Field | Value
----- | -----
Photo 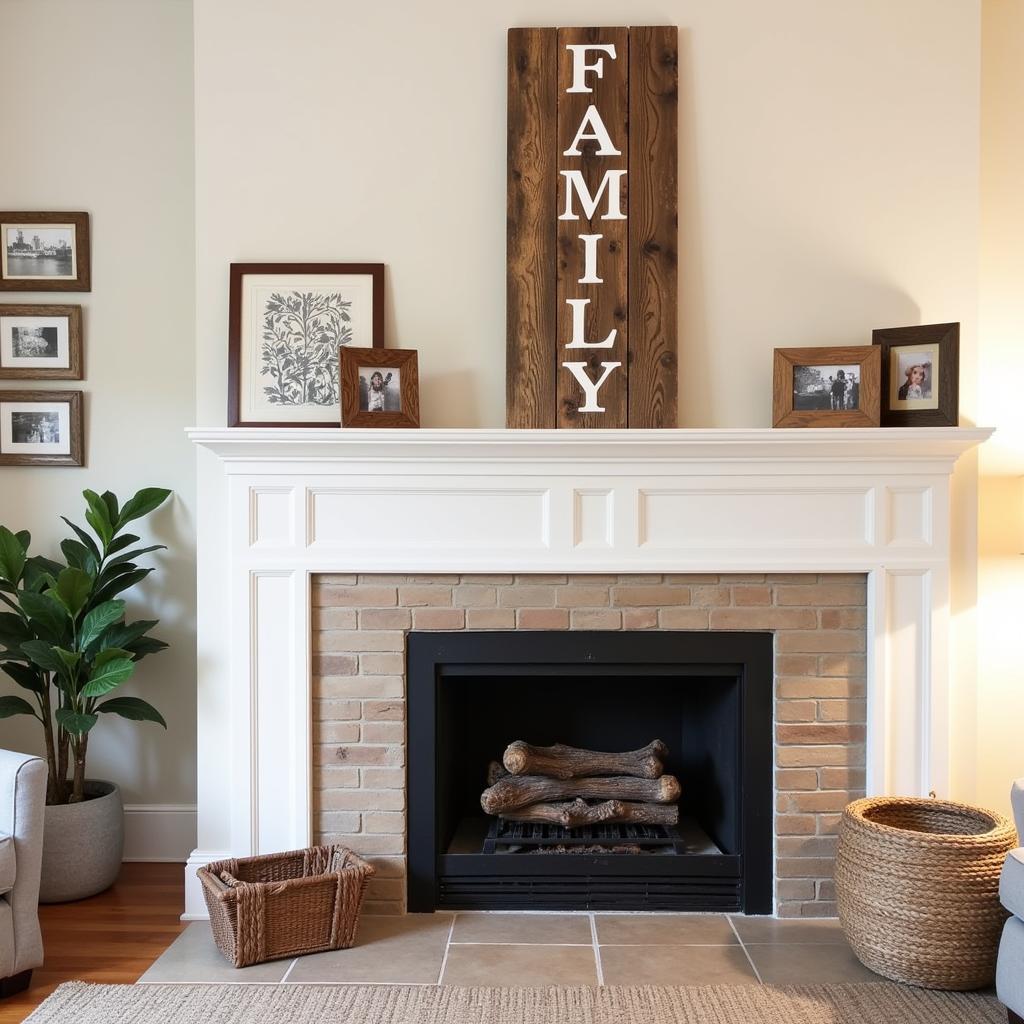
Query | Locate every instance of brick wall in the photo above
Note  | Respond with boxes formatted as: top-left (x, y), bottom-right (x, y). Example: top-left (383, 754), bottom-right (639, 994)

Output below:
top-left (311, 573), bottom-right (867, 917)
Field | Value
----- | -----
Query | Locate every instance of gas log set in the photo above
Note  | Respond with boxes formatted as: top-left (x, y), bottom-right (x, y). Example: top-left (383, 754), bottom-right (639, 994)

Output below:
top-left (479, 740), bottom-right (680, 851)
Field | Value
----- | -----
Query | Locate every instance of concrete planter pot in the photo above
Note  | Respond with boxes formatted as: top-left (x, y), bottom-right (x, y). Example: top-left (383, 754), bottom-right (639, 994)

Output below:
top-left (40, 780), bottom-right (124, 903)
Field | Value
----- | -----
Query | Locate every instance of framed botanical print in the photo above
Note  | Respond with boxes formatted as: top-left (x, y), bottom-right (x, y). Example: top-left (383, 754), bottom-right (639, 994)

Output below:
top-left (872, 323), bottom-right (959, 427)
top-left (0, 305), bottom-right (83, 379)
top-left (0, 390), bottom-right (83, 466)
top-left (0, 212), bottom-right (91, 292)
top-left (772, 346), bottom-right (881, 427)
top-left (228, 263), bottom-right (384, 427)
top-left (340, 347), bottom-right (420, 428)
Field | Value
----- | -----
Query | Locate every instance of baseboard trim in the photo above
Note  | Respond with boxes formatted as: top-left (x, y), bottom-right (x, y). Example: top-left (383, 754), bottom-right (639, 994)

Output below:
top-left (183, 849), bottom-right (227, 920)
top-left (123, 804), bottom-right (196, 862)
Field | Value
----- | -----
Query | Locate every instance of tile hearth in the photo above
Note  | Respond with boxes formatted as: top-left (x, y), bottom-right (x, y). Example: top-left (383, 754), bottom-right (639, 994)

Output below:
top-left (140, 913), bottom-right (879, 987)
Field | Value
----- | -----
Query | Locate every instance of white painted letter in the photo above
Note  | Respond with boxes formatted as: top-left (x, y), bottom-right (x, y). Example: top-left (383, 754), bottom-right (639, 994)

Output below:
top-left (559, 169), bottom-right (627, 221)
top-left (563, 105), bottom-right (621, 156)
top-left (578, 234), bottom-right (603, 284)
top-left (563, 361), bottom-right (622, 413)
top-left (565, 44), bottom-right (617, 93)
top-left (564, 298), bottom-right (615, 348)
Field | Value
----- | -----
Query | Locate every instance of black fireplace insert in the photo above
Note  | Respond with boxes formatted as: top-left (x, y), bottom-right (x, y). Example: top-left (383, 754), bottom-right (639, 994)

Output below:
top-left (407, 630), bottom-right (773, 913)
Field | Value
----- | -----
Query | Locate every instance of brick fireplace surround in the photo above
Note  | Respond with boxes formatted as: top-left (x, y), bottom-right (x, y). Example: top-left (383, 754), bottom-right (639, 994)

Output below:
top-left (312, 572), bottom-right (867, 918)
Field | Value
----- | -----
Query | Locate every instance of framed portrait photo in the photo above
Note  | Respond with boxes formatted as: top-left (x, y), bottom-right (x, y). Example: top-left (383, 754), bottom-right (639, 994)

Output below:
top-left (773, 346), bottom-right (881, 427)
top-left (228, 262), bottom-right (384, 427)
top-left (0, 390), bottom-right (83, 466)
top-left (0, 212), bottom-right (91, 292)
top-left (340, 347), bottom-right (420, 428)
top-left (872, 322), bottom-right (959, 427)
top-left (0, 305), bottom-right (82, 379)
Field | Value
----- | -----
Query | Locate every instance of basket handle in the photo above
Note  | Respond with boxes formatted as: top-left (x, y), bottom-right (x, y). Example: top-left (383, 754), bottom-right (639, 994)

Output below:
top-left (233, 881), bottom-right (267, 965)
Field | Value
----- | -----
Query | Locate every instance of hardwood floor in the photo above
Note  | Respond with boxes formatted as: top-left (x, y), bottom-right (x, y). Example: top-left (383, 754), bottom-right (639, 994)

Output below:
top-left (0, 862), bottom-right (186, 1023)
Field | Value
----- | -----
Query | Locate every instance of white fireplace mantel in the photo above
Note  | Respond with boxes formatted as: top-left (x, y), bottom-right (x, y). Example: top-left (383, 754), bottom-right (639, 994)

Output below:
top-left (185, 425), bottom-right (990, 918)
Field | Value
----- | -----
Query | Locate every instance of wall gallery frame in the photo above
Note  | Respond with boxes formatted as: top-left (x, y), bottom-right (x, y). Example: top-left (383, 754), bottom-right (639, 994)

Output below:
top-left (340, 347), bottom-right (420, 428)
top-left (228, 263), bottom-right (385, 427)
top-left (872, 322), bottom-right (959, 427)
top-left (0, 389), bottom-right (83, 466)
top-left (0, 305), bottom-right (83, 380)
top-left (772, 346), bottom-right (881, 428)
top-left (0, 212), bottom-right (91, 292)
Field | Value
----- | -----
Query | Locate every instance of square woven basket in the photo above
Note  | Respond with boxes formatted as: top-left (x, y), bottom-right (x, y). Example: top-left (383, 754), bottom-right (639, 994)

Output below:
top-left (198, 845), bottom-right (376, 968)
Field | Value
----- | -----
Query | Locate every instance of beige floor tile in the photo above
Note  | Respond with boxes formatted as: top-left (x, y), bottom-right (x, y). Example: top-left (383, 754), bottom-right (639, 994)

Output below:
top-left (745, 942), bottom-right (883, 984)
top-left (595, 914), bottom-right (737, 946)
top-left (442, 943), bottom-right (598, 986)
top-left (138, 922), bottom-right (294, 983)
top-left (452, 913), bottom-right (592, 945)
top-left (286, 913), bottom-right (453, 984)
top-left (729, 915), bottom-right (847, 945)
top-left (600, 943), bottom-right (757, 985)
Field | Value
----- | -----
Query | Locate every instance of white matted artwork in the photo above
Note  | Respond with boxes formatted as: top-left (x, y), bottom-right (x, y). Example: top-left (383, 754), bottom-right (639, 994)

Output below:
top-left (229, 264), bottom-right (385, 427)
top-left (1, 315), bottom-right (68, 368)
top-left (0, 390), bottom-right (84, 466)
top-left (889, 342), bottom-right (939, 411)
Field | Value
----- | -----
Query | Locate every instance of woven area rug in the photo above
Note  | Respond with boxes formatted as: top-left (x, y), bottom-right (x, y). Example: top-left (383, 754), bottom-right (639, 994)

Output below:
top-left (24, 981), bottom-right (1004, 1023)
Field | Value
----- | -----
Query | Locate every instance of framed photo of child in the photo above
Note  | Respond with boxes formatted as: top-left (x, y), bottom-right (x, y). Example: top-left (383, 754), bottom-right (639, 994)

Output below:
top-left (340, 347), bottom-right (420, 428)
top-left (872, 323), bottom-right (959, 427)
top-left (772, 346), bottom-right (881, 427)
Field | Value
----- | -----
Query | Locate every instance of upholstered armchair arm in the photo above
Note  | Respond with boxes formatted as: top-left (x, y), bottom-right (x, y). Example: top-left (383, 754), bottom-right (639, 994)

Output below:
top-left (1011, 779), bottom-right (1024, 840)
top-left (0, 750), bottom-right (47, 976)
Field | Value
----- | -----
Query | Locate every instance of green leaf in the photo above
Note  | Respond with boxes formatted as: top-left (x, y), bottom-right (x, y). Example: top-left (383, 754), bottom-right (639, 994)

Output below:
top-left (0, 695), bottom-right (36, 719)
top-left (51, 568), bottom-right (93, 618)
top-left (0, 612), bottom-right (31, 648)
top-left (14, 531), bottom-right (30, 550)
top-left (78, 600), bottom-right (125, 651)
top-left (21, 558), bottom-right (62, 594)
top-left (100, 491), bottom-right (120, 526)
top-left (96, 696), bottom-right (166, 728)
top-left (105, 545), bottom-right (165, 570)
top-left (0, 527), bottom-right (27, 586)
top-left (104, 533), bottom-right (140, 556)
top-left (20, 639), bottom-right (66, 674)
top-left (55, 707), bottom-right (97, 735)
top-left (83, 490), bottom-right (113, 547)
top-left (99, 619), bottom-right (157, 650)
top-left (92, 567), bottom-right (153, 606)
top-left (81, 657), bottom-right (135, 697)
top-left (54, 647), bottom-right (81, 672)
top-left (116, 488), bottom-right (171, 530)
top-left (92, 647), bottom-right (132, 668)
top-left (124, 635), bottom-right (168, 661)
top-left (60, 518), bottom-right (101, 562)
top-left (19, 591), bottom-right (70, 641)
top-left (60, 538), bottom-right (98, 575)
top-left (2, 663), bottom-right (43, 693)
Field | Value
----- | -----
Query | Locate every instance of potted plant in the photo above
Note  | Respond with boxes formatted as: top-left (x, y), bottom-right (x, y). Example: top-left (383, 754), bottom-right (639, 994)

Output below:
top-left (0, 487), bottom-right (171, 901)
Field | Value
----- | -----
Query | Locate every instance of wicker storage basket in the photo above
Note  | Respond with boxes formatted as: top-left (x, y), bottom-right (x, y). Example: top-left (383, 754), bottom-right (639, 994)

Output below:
top-left (836, 796), bottom-right (1016, 990)
top-left (198, 845), bottom-right (375, 968)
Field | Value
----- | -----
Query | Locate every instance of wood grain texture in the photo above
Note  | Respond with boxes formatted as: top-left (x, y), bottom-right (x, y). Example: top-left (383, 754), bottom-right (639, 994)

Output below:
top-left (872, 322), bottom-right (959, 427)
top-left (503, 739), bottom-right (668, 779)
top-left (506, 28), bottom-right (557, 428)
top-left (0, 862), bottom-right (186, 1024)
top-left (339, 347), bottom-right (419, 428)
top-left (0, 304), bottom-right (83, 380)
top-left (772, 346), bottom-right (881, 427)
top-left (628, 26), bottom-right (678, 428)
top-left (0, 389), bottom-right (83, 466)
top-left (556, 27), bottom-right (629, 429)
top-left (500, 798), bottom-right (679, 827)
top-left (480, 773), bottom-right (681, 814)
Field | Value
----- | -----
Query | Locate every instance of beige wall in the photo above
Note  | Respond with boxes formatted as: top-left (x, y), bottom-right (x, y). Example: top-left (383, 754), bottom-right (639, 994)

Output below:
top-left (0, 0), bottom-right (197, 832)
top-left (977, 0), bottom-right (1024, 814)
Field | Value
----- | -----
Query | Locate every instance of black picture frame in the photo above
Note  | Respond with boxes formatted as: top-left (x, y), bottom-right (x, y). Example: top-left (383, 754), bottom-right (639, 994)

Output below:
top-left (872, 323), bottom-right (959, 427)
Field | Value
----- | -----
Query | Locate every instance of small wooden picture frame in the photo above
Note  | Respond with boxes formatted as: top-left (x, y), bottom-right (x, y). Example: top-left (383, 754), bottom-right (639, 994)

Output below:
top-left (0, 213), bottom-right (91, 292)
top-left (773, 346), bottom-right (881, 427)
top-left (0, 389), bottom-right (83, 466)
top-left (0, 305), bottom-right (83, 379)
top-left (340, 348), bottom-right (420, 428)
top-left (872, 322), bottom-right (959, 427)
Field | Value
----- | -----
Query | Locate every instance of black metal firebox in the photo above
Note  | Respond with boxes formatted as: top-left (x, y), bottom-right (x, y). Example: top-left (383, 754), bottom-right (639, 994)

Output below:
top-left (407, 631), bottom-right (773, 914)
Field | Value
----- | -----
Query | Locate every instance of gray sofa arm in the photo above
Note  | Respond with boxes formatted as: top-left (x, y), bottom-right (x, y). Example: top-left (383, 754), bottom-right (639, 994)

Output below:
top-left (1011, 779), bottom-right (1024, 840)
top-left (0, 750), bottom-right (47, 975)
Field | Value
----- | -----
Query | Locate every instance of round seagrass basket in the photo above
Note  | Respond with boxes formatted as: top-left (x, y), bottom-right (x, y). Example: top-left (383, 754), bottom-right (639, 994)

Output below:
top-left (836, 796), bottom-right (1016, 990)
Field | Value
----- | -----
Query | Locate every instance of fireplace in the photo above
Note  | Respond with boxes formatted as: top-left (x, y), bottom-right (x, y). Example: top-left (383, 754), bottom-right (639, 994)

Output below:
top-left (407, 630), bottom-right (773, 913)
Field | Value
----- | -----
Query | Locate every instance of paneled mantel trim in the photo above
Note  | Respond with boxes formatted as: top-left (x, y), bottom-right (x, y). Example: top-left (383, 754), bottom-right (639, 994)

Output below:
top-left (184, 424), bottom-right (990, 918)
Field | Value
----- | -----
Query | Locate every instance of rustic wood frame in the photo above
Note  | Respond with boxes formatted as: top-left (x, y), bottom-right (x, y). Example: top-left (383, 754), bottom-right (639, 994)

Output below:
top-left (773, 346), bottom-right (881, 427)
top-left (0, 212), bottom-right (91, 292)
top-left (0, 389), bottom-right (83, 466)
top-left (0, 304), bottom-right (83, 380)
top-left (340, 347), bottom-right (420, 428)
top-left (228, 262), bottom-right (384, 427)
top-left (872, 322), bottom-right (959, 427)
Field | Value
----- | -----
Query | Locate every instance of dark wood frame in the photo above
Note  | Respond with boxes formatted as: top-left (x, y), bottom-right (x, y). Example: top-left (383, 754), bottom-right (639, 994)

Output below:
top-left (872, 322), bottom-right (959, 427)
top-left (0, 389), bottom-right (83, 467)
top-left (227, 262), bottom-right (385, 427)
top-left (340, 347), bottom-right (420, 428)
top-left (0, 212), bottom-right (91, 292)
top-left (0, 305), bottom-right (83, 380)
top-left (773, 346), bottom-right (881, 428)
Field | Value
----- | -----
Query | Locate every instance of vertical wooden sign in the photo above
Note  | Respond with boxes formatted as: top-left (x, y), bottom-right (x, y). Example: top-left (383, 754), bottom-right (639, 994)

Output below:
top-left (507, 25), bottom-right (678, 429)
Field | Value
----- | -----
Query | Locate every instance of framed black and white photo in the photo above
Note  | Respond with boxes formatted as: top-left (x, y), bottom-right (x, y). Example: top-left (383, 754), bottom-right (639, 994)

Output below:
top-left (872, 323), bottom-right (959, 427)
top-left (340, 347), bottom-right (420, 428)
top-left (0, 305), bottom-right (82, 379)
top-left (773, 346), bottom-right (881, 427)
top-left (0, 213), bottom-right (90, 292)
top-left (228, 262), bottom-right (384, 427)
top-left (0, 390), bottom-right (83, 466)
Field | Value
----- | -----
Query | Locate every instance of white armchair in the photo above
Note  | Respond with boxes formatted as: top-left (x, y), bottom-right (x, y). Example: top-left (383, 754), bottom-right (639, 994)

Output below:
top-left (997, 779), bottom-right (1024, 1024)
top-left (0, 749), bottom-right (46, 996)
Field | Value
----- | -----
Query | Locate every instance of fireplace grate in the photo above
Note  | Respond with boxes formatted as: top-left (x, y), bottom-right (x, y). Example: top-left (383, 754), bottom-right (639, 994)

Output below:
top-left (483, 818), bottom-right (688, 855)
